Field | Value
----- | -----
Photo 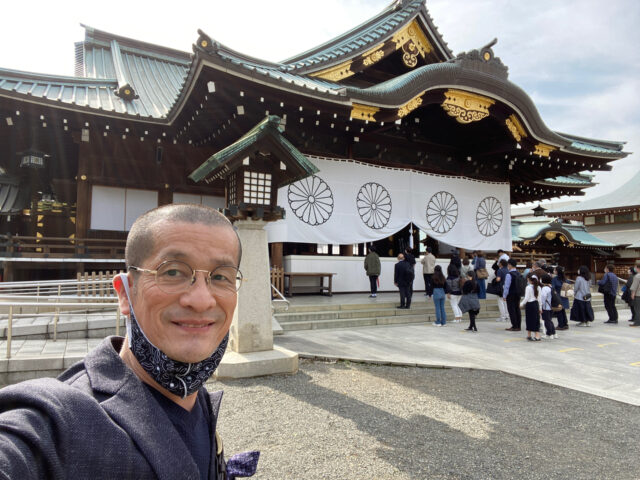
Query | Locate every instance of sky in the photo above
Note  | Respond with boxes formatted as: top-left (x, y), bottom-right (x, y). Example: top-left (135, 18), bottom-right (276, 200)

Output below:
top-left (1, 0), bottom-right (638, 204)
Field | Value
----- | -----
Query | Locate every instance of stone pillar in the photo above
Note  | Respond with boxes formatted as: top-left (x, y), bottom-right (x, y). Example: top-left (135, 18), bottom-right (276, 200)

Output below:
top-left (215, 219), bottom-right (298, 379)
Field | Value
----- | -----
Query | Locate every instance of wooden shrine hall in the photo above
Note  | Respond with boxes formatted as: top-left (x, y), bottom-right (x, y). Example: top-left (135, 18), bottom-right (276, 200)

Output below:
top-left (0, 0), bottom-right (629, 283)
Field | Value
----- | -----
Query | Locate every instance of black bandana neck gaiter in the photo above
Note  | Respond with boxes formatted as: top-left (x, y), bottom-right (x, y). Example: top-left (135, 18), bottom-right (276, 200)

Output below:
top-left (119, 274), bottom-right (228, 399)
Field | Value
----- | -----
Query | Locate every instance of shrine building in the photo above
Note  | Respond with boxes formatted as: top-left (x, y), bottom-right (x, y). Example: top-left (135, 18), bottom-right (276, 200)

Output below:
top-left (0, 0), bottom-right (629, 287)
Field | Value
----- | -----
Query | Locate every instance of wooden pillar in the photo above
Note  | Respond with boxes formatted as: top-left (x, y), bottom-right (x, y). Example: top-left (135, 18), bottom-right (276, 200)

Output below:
top-left (340, 244), bottom-right (354, 256)
top-left (270, 242), bottom-right (283, 269)
top-left (158, 185), bottom-right (173, 206)
top-left (459, 248), bottom-right (466, 259)
top-left (75, 144), bottom-right (90, 244)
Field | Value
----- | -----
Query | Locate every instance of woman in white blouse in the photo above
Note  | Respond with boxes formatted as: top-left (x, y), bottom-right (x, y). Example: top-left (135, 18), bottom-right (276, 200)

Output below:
top-left (520, 275), bottom-right (541, 341)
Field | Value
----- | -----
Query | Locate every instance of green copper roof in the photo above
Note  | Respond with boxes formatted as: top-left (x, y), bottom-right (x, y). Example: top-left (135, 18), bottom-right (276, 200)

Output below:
top-left (511, 218), bottom-right (614, 247)
top-left (541, 175), bottom-right (593, 186)
top-left (189, 116), bottom-right (318, 184)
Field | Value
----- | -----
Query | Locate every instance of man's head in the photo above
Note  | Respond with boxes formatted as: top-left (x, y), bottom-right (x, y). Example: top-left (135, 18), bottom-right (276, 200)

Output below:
top-left (497, 249), bottom-right (504, 255)
top-left (533, 261), bottom-right (542, 269)
top-left (397, 253), bottom-right (405, 261)
top-left (507, 258), bottom-right (518, 270)
top-left (426, 247), bottom-right (432, 254)
top-left (115, 204), bottom-right (241, 364)
top-left (499, 259), bottom-right (508, 268)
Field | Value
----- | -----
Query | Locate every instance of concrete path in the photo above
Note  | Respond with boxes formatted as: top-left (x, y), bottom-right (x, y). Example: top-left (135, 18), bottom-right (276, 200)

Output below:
top-left (275, 303), bottom-right (640, 406)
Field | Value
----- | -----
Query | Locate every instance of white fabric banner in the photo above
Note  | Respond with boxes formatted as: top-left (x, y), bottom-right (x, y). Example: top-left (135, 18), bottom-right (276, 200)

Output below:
top-left (265, 156), bottom-right (512, 250)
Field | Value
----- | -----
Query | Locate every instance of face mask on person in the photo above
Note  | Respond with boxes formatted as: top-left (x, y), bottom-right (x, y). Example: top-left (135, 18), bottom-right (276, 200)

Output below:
top-left (118, 273), bottom-right (228, 399)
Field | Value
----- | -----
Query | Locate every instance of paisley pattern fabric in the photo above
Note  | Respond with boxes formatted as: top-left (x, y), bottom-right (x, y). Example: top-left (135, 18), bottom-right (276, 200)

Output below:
top-left (128, 309), bottom-right (228, 399)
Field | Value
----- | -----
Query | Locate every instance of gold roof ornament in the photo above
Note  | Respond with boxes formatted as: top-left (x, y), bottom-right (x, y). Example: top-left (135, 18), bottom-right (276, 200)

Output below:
top-left (397, 92), bottom-right (424, 118)
top-left (505, 114), bottom-right (527, 141)
top-left (441, 89), bottom-right (495, 124)
top-left (392, 20), bottom-right (433, 68)
top-left (310, 61), bottom-right (355, 81)
top-left (362, 45), bottom-right (385, 66)
top-left (351, 104), bottom-right (380, 122)
top-left (533, 143), bottom-right (557, 157)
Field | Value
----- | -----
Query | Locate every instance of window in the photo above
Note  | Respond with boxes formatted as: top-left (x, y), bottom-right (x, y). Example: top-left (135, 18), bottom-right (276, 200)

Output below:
top-left (594, 215), bottom-right (607, 225)
top-left (243, 171), bottom-right (271, 205)
top-left (91, 186), bottom-right (157, 231)
top-left (614, 213), bottom-right (634, 223)
top-left (317, 244), bottom-right (329, 254)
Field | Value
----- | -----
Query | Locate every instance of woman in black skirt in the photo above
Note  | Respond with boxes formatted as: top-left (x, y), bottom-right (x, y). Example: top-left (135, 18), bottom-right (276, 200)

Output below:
top-left (520, 275), bottom-right (541, 341)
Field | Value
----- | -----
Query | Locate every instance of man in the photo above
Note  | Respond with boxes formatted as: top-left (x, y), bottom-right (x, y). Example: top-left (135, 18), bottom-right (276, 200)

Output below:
top-left (394, 253), bottom-right (414, 309)
top-left (629, 260), bottom-right (640, 327)
top-left (494, 259), bottom-right (510, 322)
top-left (528, 260), bottom-right (547, 279)
top-left (497, 249), bottom-right (510, 264)
top-left (0, 204), bottom-right (258, 479)
top-left (364, 247), bottom-right (381, 298)
top-left (598, 264), bottom-right (619, 324)
top-left (421, 247), bottom-right (436, 297)
top-left (503, 258), bottom-right (523, 331)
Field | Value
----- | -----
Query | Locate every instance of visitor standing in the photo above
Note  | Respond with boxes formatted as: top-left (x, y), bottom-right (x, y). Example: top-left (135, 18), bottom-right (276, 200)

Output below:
top-left (571, 265), bottom-right (594, 327)
top-left (459, 270), bottom-right (480, 332)
top-left (394, 253), bottom-right (414, 309)
top-left (552, 266), bottom-right (570, 330)
top-left (421, 247), bottom-right (436, 297)
top-left (629, 260), bottom-right (640, 327)
top-left (540, 274), bottom-right (557, 338)
top-left (494, 259), bottom-right (510, 322)
top-left (521, 275), bottom-right (541, 341)
top-left (446, 264), bottom-right (463, 323)
top-left (474, 251), bottom-right (488, 300)
top-left (622, 266), bottom-right (637, 323)
top-left (598, 264), bottom-right (619, 324)
top-left (432, 265), bottom-right (447, 326)
top-left (364, 247), bottom-right (381, 298)
top-left (503, 259), bottom-right (523, 331)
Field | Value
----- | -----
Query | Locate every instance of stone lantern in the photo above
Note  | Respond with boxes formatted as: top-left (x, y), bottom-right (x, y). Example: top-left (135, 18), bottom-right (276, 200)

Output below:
top-left (189, 115), bottom-right (318, 378)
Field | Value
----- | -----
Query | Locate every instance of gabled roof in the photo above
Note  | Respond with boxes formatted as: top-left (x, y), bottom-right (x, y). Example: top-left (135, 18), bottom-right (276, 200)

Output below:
top-left (189, 116), bottom-right (319, 186)
top-left (512, 218), bottom-right (615, 248)
top-left (535, 174), bottom-right (595, 188)
top-left (548, 170), bottom-right (640, 214)
top-left (0, 175), bottom-right (29, 215)
top-left (282, 0), bottom-right (453, 74)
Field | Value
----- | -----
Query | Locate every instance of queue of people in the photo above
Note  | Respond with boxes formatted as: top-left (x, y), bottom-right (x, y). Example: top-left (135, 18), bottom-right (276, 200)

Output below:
top-left (366, 247), bottom-right (640, 335)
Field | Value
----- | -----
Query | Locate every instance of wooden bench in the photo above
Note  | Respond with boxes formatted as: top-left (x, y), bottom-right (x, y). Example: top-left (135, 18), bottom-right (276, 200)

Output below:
top-left (284, 272), bottom-right (335, 296)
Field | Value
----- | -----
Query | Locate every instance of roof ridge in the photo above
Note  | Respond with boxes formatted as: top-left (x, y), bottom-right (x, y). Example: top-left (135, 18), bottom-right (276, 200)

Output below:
top-left (281, 0), bottom-right (421, 65)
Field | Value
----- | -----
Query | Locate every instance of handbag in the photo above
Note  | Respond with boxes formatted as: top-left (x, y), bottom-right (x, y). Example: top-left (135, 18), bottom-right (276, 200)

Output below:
top-left (583, 293), bottom-right (592, 301)
top-left (476, 268), bottom-right (489, 279)
top-left (560, 282), bottom-right (573, 298)
top-left (486, 280), bottom-right (502, 296)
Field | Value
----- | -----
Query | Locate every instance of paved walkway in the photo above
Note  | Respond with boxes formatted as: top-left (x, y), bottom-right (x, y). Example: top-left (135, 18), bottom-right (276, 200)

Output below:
top-left (275, 294), bottom-right (640, 406)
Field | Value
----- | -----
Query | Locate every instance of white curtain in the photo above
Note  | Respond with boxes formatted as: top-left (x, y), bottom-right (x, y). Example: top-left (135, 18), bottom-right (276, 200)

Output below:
top-left (265, 156), bottom-right (512, 250)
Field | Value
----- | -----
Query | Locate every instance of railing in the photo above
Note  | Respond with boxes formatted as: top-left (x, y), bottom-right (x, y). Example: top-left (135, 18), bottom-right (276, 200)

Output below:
top-left (270, 284), bottom-right (289, 311)
top-left (0, 233), bottom-right (125, 259)
top-left (1, 300), bottom-right (120, 359)
top-left (0, 276), bottom-right (122, 358)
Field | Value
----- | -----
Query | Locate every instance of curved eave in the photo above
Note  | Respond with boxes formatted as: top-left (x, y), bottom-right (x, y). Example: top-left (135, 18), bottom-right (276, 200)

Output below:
top-left (283, 1), bottom-right (453, 74)
top-left (514, 221), bottom-right (615, 248)
top-left (341, 62), bottom-right (628, 160)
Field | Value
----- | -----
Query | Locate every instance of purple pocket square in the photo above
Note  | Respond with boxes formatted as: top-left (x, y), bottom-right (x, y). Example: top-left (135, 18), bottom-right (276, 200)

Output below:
top-left (226, 451), bottom-right (260, 479)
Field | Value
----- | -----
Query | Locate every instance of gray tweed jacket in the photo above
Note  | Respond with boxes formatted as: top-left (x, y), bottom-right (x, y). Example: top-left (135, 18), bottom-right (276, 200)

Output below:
top-left (0, 336), bottom-right (223, 479)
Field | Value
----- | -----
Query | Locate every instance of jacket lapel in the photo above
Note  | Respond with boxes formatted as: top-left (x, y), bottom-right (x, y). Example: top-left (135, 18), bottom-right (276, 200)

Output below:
top-left (85, 337), bottom-right (199, 480)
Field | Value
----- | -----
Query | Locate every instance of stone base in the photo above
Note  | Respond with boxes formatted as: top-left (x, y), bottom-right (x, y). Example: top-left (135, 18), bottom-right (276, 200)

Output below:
top-left (214, 346), bottom-right (298, 379)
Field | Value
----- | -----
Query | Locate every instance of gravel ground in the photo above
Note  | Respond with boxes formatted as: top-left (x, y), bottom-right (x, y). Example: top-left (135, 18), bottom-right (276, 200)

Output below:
top-left (211, 359), bottom-right (640, 480)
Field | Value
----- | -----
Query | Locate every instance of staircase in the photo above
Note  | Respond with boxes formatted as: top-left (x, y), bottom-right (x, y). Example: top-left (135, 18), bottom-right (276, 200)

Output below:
top-left (274, 293), bottom-right (616, 332)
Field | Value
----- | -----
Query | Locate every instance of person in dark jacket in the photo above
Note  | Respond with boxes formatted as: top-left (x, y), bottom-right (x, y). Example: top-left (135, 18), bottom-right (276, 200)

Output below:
top-left (394, 253), bottom-right (415, 309)
top-left (503, 258), bottom-right (523, 331)
top-left (364, 247), bottom-right (381, 298)
top-left (459, 270), bottom-right (480, 331)
top-left (623, 266), bottom-right (637, 323)
top-left (552, 265), bottom-right (571, 330)
top-left (0, 204), bottom-right (258, 479)
top-left (598, 264), bottom-right (619, 324)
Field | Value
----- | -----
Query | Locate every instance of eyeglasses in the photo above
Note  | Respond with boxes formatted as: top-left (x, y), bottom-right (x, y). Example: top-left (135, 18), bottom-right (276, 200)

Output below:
top-left (129, 260), bottom-right (243, 296)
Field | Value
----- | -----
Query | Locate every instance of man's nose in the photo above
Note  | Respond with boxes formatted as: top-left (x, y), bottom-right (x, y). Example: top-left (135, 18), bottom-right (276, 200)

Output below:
top-left (180, 272), bottom-right (217, 311)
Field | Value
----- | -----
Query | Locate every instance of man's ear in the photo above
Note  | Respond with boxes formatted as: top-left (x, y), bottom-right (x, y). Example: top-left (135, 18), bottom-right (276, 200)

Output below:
top-left (113, 274), bottom-right (132, 316)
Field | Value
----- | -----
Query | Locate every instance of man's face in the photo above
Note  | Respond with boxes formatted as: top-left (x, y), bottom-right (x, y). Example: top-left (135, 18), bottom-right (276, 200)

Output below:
top-left (119, 220), bottom-right (239, 363)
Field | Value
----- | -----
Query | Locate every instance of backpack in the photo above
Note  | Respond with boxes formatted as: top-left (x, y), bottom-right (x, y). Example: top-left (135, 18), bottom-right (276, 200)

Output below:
top-left (510, 271), bottom-right (526, 297)
top-left (550, 288), bottom-right (563, 311)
